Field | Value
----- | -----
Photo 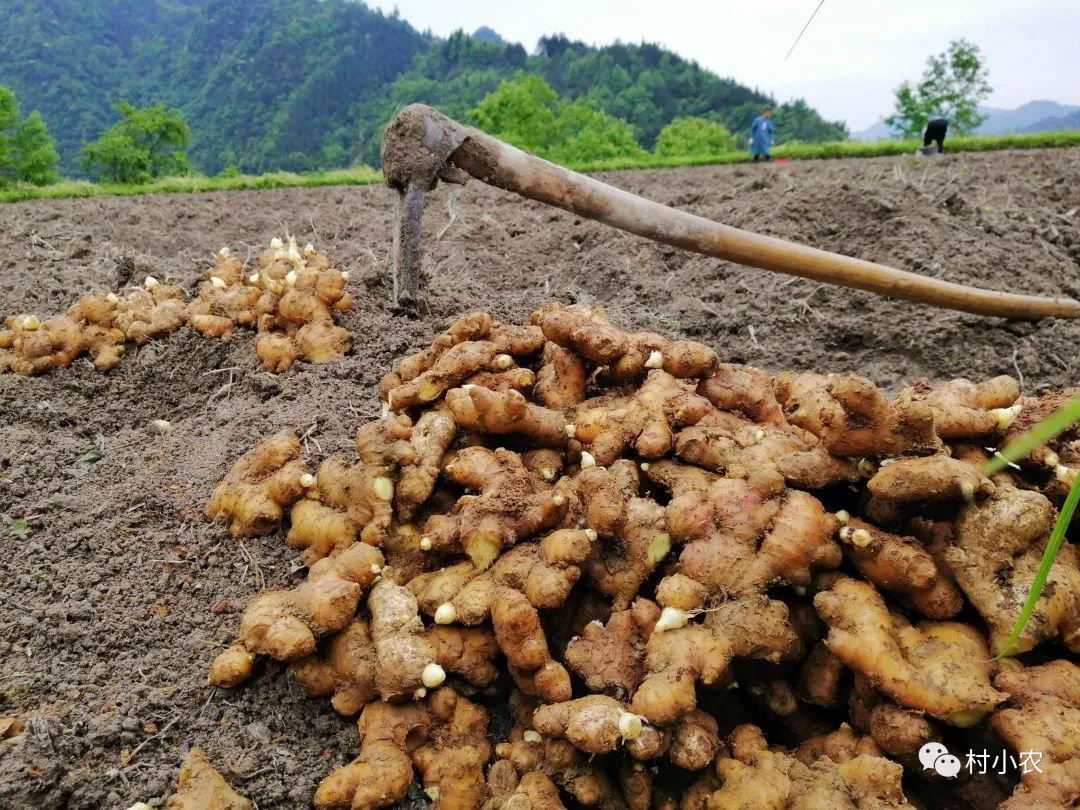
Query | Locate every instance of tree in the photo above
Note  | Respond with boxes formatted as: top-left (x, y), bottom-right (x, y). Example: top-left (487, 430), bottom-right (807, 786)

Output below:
top-left (10, 111), bottom-right (59, 185)
top-left (81, 101), bottom-right (190, 184)
top-left (548, 101), bottom-right (645, 164)
top-left (0, 85), bottom-right (60, 186)
top-left (469, 74), bottom-right (645, 164)
top-left (0, 86), bottom-right (18, 180)
top-left (469, 73), bottom-right (561, 154)
top-left (654, 117), bottom-right (736, 157)
top-left (886, 39), bottom-right (991, 138)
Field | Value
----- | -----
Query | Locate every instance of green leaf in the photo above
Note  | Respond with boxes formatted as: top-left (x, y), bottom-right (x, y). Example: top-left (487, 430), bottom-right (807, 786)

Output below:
top-left (997, 470), bottom-right (1080, 656)
top-left (74, 436), bottom-right (105, 472)
top-left (984, 395), bottom-right (1080, 473)
top-left (8, 519), bottom-right (29, 538)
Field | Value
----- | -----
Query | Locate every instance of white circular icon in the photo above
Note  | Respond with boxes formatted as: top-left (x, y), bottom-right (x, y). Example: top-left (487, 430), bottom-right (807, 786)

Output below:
top-left (919, 742), bottom-right (960, 777)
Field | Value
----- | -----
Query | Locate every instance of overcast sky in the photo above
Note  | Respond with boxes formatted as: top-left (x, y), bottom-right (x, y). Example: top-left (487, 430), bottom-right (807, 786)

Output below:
top-left (376, 0), bottom-right (1080, 132)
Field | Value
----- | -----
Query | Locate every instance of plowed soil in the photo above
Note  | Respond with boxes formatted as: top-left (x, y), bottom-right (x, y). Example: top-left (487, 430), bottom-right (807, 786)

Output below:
top-left (1, 148), bottom-right (1078, 809)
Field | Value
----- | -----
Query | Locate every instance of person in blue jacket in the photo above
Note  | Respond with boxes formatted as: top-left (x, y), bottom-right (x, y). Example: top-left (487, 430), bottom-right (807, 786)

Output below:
top-left (750, 107), bottom-right (773, 162)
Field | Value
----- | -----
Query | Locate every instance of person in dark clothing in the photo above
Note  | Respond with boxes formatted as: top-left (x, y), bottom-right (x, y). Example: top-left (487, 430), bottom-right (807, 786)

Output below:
top-left (924, 115), bottom-right (948, 153)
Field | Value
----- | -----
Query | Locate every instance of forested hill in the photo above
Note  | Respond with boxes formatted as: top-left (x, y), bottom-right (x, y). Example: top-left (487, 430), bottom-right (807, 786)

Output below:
top-left (0, 0), bottom-right (847, 176)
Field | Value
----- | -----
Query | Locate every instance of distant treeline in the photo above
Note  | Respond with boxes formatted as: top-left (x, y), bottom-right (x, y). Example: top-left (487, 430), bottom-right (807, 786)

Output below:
top-left (0, 0), bottom-right (847, 176)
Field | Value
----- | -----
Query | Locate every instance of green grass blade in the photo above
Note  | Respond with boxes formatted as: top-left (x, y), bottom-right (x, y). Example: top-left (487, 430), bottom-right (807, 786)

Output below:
top-left (984, 395), bottom-right (1080, 474)
top-left (998, 470), bottom-right (1080, 656)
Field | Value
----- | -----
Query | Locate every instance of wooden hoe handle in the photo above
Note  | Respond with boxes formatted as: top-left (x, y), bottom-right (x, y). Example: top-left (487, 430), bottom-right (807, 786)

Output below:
top-left (381, 104), bottom-right (1080, 320)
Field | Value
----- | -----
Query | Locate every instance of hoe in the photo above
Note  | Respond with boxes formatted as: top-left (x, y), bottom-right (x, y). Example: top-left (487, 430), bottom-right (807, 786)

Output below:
top-left (381, 104), bottom-right (1080, 320)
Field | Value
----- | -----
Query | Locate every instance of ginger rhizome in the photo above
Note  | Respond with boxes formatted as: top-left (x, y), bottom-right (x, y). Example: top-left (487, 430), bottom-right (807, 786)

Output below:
top-left (200, 305), bottom-right (1080, 809)
top-left (205, 430), bottom-right (310, 538)
top-left (992, 660), bottom-right (1080, 809)
top-left (166, 748), bottom-right (253, 810)
top-left (1, 239), bottom-right (354, 375)
top-left (208, 542), bottom-right (384, 687)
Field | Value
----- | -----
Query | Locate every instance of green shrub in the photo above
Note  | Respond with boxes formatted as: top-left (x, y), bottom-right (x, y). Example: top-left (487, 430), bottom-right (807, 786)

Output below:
top-left (655, 117), bottom-right (737, 158)
top-left (469, 74), bottom-right (645, 163)
top-left (81, 101), bottom-right (190, 184)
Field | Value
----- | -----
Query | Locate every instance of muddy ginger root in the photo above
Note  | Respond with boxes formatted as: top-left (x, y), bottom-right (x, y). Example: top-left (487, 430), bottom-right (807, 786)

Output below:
top-left (573, 370), bottom-right (713, 465)
top-left (387, 341), bottom-right (506, 410)
top-left (491, 727), bottom-right (620, 809)
top-left (420, 447), bottom-right (567, 569)
top-left (0, 314), bottom-right (85, 374)
top-left (368, 578), bottom-right (439, 701)
top-left (1001, 387), bottom-right (1080, 471)
top-left (630, 595), bottom-right (799, 725)
top-left (1, 297), bottom-right (127, 374)
top-left (115, 278), bottom-right (188, 343)
top-left (697, 363), bottom-right (786, 425)
top-left (446, 385), bottom-right (569, 448)
top-left (286, 414), bottom-right (421, 561)
top-left (992, 660), bottom-right (1080, 810)
top-left (208, 542), bottom-right (384, 687)
top-left (532, 695), bottom-right (648, 755)
top-left (166, 748), bottom-right (253, 810)
top-left (253, 240), bottom-right (354, 370)
top-left (798, 641), bottom-right (846, 709)
top-left (67, 294), bottom-right (127, 370)
top-left (379, 312), bottom-right (494, 399)
top-left (774, 371), bottom-right (940, 456)
top-left (206, 430), bottom-right (310, 537)
top-left (577, 465), bottom-right (671, 610)
top-left (565, 598), bottom-right (660, 698)
top-left (646, 460), bottom-right (841, 597)
top-left (708, 724), bottom-right (914, 809)
top-left (864, 455), bottom-right (994, 523)
top-left (492, 586), bottom-right (572, 703)
top-left (533, 340), bottom-right (586, 413)
top-left (286, 456), bottom-right (357, 563)
top-left (897, 375), bottom-right (1021, 439)
top-left (837, 517), bottom-right (963, 619)
top-left (531, 302), bottom-right (717, 379)
top-left (187, 249), bottom-right (263, 338)
top-left (814, 576), bottom-right (1005, 726)
top-left (315, 701), bottom-right (431, 810)
top-left (674, 421), bottom-right (860, 492)
top-left (412, 529), bottom-right (591, 633)
top-left (290, 619), bottom-right (377, 716)
top-left (669, 709), bottom-right (722, 771)
top-left (943, 482), bottom-right (1080, 654)
top-left (395, 410), bottom-right (456, 520)
top-left (485, 769), bottom-right (567, 810)
top-left (423, 624), bottom-right (501, 687)
top-left (793, 723), bottom-right (882, 765)
top-left (412, 688), bottom-right (492, 810)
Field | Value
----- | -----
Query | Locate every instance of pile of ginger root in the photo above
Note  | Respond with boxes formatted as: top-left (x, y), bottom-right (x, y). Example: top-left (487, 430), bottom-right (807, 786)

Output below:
top-left (202, 303), bottom-right (1080, 810)
top-left (0, 236), bottom-right (353, 375)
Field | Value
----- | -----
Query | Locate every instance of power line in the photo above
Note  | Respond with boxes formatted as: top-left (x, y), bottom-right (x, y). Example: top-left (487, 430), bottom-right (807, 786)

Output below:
top-left (784, 0), bottom-right (827, 63)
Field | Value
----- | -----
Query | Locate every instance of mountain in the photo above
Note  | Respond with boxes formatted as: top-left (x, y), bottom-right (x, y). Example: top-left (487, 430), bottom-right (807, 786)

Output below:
top-left (1021, 109), bottom-right (1080, 133)
top-left (976, 100), bottom-right (1080, 134)
top-left (472, 26), bottom-right (508, 45)
top-left (0, 0), bottom-right (847, 176)
top-left (852, 100), bottom-right (1080, 141)
top-left (851, 120), bottom-right (893, 142)
top-left (0, 0), bottom-right (426, 174)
